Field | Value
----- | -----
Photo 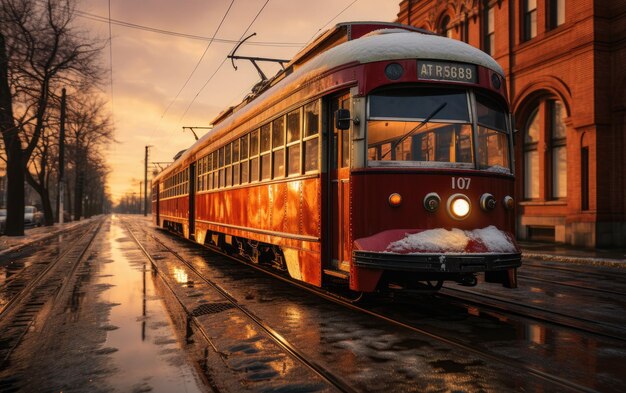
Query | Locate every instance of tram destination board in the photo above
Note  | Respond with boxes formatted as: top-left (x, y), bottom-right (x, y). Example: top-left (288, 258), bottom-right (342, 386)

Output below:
top-left (417, 60), bottom-right (477, 84)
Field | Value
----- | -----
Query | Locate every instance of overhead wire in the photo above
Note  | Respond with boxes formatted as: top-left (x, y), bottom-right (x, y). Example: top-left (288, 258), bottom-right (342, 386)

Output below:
top-left (160, 0), bottom-right (236, 121)
top-left (178, 0), bottom-right (272, 123)
top-left (305, 0), bottom-right (360, 45)
top-left (73, 8), bottom-right (303, 47)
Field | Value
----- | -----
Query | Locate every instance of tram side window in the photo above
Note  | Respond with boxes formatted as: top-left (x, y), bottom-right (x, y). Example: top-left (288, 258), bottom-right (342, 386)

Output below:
top-left (202, 158), bottom-right (206, 191)
top-left (272, 116), bottom-right (285, 179)
top-left (196, 157), bottom-right (203, 192)
top-left (303, 100), bottom-right (320, 173)
top-left (212, 152), bottom-right (218, 189)
top-left (205, 154), bottom-right (213, 191)
top-left (260, 124), bottom-right (271, 180)
top-left (475, 94), bottom-right (511, 172)
top-left (230, 139), bottom-right (239, 186)
top-left (224, 143), bottom-right (232, 187)
top-left (197, 160), bottom-right (202, 192)
top-left (206, 154), bottom-right (212, 191)
top-left (250, 129), bottom-right (260, 182)
top-left (286, 109), bottom-right (301, 176)
top-left (219, 147), bottom-right (225, 188)
top-left (185, 169), bottom-right (188, 194)
top-left (240, 134), bottom-right (249, 184)
top-left (203, 155), bottom-right (208, 192)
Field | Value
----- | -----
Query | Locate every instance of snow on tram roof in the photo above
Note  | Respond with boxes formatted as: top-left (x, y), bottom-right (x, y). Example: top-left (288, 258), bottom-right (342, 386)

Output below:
top-left (162, 27), bottom-right (504, 176)
top-left (323, 27), bottom-right (505, 76)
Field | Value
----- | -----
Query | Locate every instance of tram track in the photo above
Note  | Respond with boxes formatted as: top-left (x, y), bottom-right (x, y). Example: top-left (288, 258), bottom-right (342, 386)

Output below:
top-left (133, 222), bottom-right (603, 393)
top-left (0, 218), bottom-right (105, 366)
top-left (438, 285), bottom-right (624, 342)
top-left (522, 260), bottom-right (626, 280)
top-left (122, 219), bottom-right (358, 393)
top-left (516, 273), bottom-right (626, 297)
top-left (0, 219), bottom-right (102, 318)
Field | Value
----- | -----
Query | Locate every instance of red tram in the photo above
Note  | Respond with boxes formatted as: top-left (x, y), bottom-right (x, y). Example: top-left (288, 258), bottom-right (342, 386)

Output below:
top-left (152, 22), bottom-right (521, 293)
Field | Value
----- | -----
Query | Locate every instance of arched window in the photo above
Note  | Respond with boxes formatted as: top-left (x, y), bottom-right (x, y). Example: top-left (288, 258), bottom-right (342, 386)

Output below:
top-left (550, 100), bottom-right (567, 198)
top-left (440, 15), bottom-right (452, 38)
top-left (524, 108), bottom-right (540, 199)
top-left (522, 98), bottom-right (568, 201)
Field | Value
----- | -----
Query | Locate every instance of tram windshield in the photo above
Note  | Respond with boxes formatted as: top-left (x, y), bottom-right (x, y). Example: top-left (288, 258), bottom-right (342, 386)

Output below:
top-left (367, 87), bottom-right (511, 173)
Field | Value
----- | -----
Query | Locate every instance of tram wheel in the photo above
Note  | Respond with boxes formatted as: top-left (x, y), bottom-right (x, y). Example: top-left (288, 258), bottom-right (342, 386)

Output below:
top-left (425, 280), bottom-right (444, 290)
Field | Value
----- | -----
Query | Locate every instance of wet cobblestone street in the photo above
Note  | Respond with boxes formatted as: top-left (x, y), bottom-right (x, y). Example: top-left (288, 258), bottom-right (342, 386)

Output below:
top-left (0, 215), bottom-right (625, 392)
top-left (0, 216), bottom-right (206, 393)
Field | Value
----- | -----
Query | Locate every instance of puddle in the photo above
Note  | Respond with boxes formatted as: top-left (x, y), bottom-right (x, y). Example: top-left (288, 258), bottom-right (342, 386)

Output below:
top-left (94, 217), bottom-right (205, 393)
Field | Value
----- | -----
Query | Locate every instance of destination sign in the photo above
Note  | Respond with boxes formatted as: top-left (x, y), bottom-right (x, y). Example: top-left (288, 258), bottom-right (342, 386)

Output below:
top-left (418, 60), bottom-right (477, 84)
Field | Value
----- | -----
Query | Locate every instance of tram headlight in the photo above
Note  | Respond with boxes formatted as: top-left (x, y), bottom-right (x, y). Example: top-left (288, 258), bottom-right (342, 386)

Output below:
top-left (503, 196), bottom-right (515, 210)
top-left (423, 192), bottom-right (441, 212)
top-left (388, 193), bottom-right (402, 207)
top-left (480, 193), bottom-right (497, 211)
top-left (447, 194), bottom-right (471, 220)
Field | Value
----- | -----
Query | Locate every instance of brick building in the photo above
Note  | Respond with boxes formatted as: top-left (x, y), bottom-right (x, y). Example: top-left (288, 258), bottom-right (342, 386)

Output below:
top-left (396, 0), bottom-right (626, 247)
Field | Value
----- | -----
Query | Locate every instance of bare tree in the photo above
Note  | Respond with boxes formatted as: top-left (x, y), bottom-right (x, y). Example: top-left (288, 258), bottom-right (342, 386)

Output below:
top-left (22, 89), bottom-right (113, 224)
top-left (81, 153), bottom-right (110, 218)
top-left (65, 93), bottom-right (113, 220)
top-left (24, 114), bottom-right (56, 225)
top-left (0, 0), bottom-right (104, 235)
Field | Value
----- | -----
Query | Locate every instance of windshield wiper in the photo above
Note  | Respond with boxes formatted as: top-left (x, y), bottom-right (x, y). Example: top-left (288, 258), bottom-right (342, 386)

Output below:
top-left (380, 102), bottom-right (447, 160)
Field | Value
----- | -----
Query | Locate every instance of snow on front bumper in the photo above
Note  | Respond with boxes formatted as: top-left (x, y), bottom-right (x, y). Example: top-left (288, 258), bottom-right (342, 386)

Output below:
top-left (352, 226), bottom-right (521, 273)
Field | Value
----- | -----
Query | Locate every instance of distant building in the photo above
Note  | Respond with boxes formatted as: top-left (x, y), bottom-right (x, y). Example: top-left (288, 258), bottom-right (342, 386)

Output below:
top-left (396, 0), bottom-right (626, 247)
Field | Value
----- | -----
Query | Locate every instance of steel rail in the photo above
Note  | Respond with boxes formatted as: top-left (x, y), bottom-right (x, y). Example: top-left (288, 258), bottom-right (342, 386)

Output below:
top-left (123, 219), bottom-right (358, 393)
top-left (439, 286), bottom-right (624, 342)
top-left (121, 220), bottom-right (226, 393)
top-left (517, 273), bottom-right (626, 297)
top-left (0, 218), bottom-right (105, 366)
top-left (522, 260), bottom-right (626, 278)
top-left (145, 224), bottom-right (601, 393)
top-left (0, 219), bottom-right (103, 319)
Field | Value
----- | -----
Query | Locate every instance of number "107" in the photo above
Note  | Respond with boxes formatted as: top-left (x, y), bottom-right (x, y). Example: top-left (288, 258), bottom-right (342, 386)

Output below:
top-left (451, 177), bottom-right (471, 189)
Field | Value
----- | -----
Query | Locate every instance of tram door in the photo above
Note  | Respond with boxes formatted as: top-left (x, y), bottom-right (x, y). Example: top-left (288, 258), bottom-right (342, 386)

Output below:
top-left (329, 93), bottom-right (351, 271)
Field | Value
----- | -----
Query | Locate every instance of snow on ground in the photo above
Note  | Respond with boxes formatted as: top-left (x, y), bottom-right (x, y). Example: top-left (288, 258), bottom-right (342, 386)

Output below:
top-left (386, 225), bottom-right (518, 254)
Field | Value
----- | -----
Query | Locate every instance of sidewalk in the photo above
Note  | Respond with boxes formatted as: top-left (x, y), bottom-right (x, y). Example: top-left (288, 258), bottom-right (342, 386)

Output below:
top-left (519, 240), bottom-right (626, 268)
top-left (0, 217), bottom-right (97, 256)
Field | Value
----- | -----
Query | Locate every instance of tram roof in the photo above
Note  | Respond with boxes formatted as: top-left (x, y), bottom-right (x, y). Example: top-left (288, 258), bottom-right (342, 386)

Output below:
top-left (158, 24), bottom-right (505, 179)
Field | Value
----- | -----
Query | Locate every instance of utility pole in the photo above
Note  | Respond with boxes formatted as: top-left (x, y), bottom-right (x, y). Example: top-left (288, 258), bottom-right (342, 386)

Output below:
top-left (144, 146), bottom-right (150, 216)
top-left (57, 88), bottom-right (66, 224)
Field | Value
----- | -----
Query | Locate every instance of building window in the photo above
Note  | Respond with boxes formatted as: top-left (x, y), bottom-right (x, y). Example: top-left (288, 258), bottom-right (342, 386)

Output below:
top-left (440, 15), bottom-right (452, 38)
top-left (550, 100), bottom-right (567, 199)
top-left (522, 99), bottom-right (568, 201)
top-left (524, 108), bottom-right (540, 199)
top-left (523, 0), bottom-right (537, 41)
top-left (483, 2), bottom-right (495, 55)
top-left (581, 146), bottom-right (589, 210)
top-left (548, 0), bottom-right (565, 29)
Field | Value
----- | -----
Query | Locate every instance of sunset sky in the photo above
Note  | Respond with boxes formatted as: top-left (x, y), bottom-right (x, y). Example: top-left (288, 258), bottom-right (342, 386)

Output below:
top-left (77, 0), bottom-right (400, 201)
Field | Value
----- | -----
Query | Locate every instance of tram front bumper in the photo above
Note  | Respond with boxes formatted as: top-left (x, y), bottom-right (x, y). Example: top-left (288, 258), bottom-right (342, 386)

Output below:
top-left (352, 250), bottom-right (522, 273)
